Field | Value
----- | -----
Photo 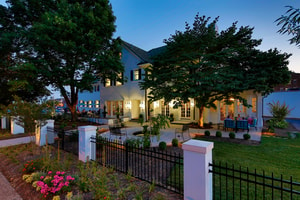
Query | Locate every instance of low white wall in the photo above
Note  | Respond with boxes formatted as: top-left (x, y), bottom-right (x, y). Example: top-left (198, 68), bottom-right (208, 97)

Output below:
top-left (263, 91), bottom-right (300, 119)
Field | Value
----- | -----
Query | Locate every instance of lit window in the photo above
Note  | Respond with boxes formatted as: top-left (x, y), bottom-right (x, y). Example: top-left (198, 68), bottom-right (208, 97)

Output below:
top-left (105, 79), bottom-right (111, 87)
top-left (95, 100), bottom-right (100, 108)
top-left (131, 69), bottom-right (141, 81)
top-left (116, 73), bottom-right (123, 86)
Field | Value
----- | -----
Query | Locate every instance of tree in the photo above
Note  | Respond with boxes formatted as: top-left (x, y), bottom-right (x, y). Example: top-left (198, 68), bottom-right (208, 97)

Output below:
top-left (0, 4), bottom-right (50, 106)
top-left (140, 15), bottom-right (291, 126)
top-left (276, 6), bottom-right (300, 47)
top-left (4, 0), bottom-right (123, 121)
top-left (0, 96), bottom-right (53, 134)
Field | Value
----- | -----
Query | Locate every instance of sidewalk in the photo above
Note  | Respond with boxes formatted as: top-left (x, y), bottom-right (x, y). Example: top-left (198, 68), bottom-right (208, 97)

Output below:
top-left (0, 136), bottom-right (33, 200)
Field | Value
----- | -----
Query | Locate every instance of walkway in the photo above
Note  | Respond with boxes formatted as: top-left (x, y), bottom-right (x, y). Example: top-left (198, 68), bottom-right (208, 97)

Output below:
top-left (99, 121), bottom-right (262, 146)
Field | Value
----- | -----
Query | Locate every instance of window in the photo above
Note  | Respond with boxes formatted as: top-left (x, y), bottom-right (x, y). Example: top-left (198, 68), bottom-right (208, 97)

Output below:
top-left (95, 100), bottom-right (100, 108)
top-left (79, 100), bottom-right (84, 107)
top-left (131, 69), bottom-right (142, 81)
top-left (88, 100), bottom-right (93, 108)
top-left (116, 73), bottom-right (123, 86)
top-left (161, 101), bottom-right (170, 116)
top-left (181, 102), bottom-right (191, 118)
top-left (105, 79), bottom-right (111, 87)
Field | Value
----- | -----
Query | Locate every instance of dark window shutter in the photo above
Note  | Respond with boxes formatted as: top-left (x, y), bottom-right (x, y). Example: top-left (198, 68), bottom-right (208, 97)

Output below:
top-left (130, 70), bottom-right (133, 81)
top-left (110, 79), bottom-right (113, 86)
top-left (138, 69), bottom-right (142, 80)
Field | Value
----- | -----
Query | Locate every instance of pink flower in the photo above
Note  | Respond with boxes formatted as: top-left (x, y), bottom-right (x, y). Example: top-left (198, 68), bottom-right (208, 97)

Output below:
top-left (40, 176), bottom-right (44, 180)
top-left (48, 171), bottom-right (52, 175)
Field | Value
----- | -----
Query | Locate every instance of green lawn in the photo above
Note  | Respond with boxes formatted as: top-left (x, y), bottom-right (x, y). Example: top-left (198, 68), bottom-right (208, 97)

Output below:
top-left (168, 134), bottom-right (300, 198)
top-left (209, 135), bottom-right (300, 180)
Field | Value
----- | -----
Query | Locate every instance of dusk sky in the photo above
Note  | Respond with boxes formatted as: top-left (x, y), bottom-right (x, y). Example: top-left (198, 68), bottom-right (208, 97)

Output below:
top-left (0, 0), bottom-right (299, 73)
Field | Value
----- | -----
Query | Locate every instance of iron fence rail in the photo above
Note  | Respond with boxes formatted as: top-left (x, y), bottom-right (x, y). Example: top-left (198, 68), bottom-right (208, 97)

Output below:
top-left (90, 136), bottom-right (183, 195)
top-left (209, 161), bottom-right (300, 200)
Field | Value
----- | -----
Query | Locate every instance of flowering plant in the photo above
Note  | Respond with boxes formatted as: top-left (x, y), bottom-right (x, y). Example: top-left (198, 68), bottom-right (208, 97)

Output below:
top-left (35, 171), bottom-right (75, 199)
top-left (22, 159), bottom-right (42, 174)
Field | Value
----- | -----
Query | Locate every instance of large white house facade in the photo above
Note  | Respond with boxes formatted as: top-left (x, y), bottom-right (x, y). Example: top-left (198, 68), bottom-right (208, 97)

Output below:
top-left (79, 41), bottom-right (263, 127)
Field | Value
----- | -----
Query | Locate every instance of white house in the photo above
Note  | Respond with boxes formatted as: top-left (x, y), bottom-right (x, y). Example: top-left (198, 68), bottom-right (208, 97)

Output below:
top-left (79, 41), bottom-right (264, 127)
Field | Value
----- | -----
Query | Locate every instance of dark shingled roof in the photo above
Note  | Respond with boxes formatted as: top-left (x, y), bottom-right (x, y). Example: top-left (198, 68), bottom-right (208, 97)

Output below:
top-left (122, 40), bottom-right (166, 64)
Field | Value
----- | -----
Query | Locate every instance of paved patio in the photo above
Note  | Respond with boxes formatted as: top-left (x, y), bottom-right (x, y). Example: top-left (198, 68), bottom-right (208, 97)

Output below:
top-left (97, 121), bottom-right (262, 147)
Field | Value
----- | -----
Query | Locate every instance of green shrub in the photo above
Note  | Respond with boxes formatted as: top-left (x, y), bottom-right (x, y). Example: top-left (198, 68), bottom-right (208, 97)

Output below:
top-left (229, 132), bottom-right (236, 139)
top-left (159, 141), bottom-right (167, 150)
top-left (268, 100), bottom-right (293, 122)
top-left (172, 138), bottom-right (179, 147)
top-left (216, 131), bottom-right (222, 137)
top-left (243, 133), bottom-right (251, 140)
top-left (204, 130), bottom-right (210, 136)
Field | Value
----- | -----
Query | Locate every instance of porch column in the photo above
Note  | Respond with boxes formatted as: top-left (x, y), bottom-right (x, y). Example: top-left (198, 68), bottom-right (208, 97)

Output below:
top-left (183, 139), bottom-right (214, 200)
top-left (257, 94), bottom-right (263, 128)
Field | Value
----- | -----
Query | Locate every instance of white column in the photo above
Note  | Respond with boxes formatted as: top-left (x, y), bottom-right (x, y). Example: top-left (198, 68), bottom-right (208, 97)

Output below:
top-left (78, 125), bottom-right (97, 162)
top-left (46, 120), bottom-right (55, 144)
top-left (182, 139), bottom-right (214, 200)
top-left (1, 117), bottom-right (6, 129)
top-left (11, 117), bottom-right (24, 135)
top-left (257, 94), bottom-right (263, 128)
top-left (36, 120), bottom-right (55, 146)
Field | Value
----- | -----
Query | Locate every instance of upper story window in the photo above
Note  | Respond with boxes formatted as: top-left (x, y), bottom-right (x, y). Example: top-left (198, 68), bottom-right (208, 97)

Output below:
top-left (131, 69), bottom-right (142, 81)
top-left (116, 73), bottom-right (123, 86)
top-left (105, 79), bottom-right (111, 87)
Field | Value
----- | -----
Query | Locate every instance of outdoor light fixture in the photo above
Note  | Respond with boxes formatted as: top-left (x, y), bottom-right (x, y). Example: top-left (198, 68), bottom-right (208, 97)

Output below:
top-left (125, 101), bottom-right (131, 109)
top-left (154, 101), bottom-right (159, 108)
top-left (139, 101), bottom-right (144, 109)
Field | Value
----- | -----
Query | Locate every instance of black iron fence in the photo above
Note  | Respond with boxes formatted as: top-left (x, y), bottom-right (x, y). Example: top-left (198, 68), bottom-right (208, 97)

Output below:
top-left (90, 136), bottom-right (183, 195)
top-left (209, 161), bottom-right (300, 200)
top-left (47, 127), bottom-right (79, 155)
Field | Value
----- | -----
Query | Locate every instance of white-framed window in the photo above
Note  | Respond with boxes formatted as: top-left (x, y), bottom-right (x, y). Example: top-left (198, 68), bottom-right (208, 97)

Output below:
top-left (181, 102), bottom-right (191, 118)
top-left (79, 100), bottom-right (84, 107)
top-left (161, 101), bottom-right (170, 116)
top-left (105, 79), bottom-right (111, 87)
top-left (116, 73), bottom-right (123, 86)
top-left (95, 100), bottom-right (100, 108)
top-left (131, 69), bottom-right (141, 81)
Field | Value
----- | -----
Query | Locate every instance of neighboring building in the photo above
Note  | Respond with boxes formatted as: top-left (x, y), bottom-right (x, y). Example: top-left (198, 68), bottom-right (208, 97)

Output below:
top-left (77, 81), bottom-right (101, 113)
top-left (273, 72), bottom-right (300, 92)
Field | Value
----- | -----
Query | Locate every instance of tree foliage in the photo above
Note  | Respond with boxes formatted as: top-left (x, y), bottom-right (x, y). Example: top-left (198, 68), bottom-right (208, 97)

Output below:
top-left (1, 0), bottom-right (123, 120)
top-left (0, 4), bottom-right (50, 106)
top-left (0, 96), bottom-right (53, 134)
top-left (140, 14), bottom-right (291, 126)
top-left (276, 6), bottom-right (300, 47)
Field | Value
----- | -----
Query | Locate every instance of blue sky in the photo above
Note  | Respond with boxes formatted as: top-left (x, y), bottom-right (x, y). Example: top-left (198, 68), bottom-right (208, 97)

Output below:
top-left (109, 0), bottom-right (300, 72)
top-left (0, 0), bottom-right (299, 73)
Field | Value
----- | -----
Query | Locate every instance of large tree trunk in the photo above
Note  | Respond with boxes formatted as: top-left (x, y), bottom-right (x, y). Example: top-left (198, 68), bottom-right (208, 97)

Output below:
top-left (198, 105), bottom-right (204, 128)
top-left (60, 86), bottom-right (78, 122)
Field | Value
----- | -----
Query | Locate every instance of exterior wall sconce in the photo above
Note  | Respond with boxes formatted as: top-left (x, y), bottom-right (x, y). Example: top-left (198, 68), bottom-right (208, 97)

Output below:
top-left (154, 101), bottom-right (159, 108)
top-left (125, 101), bottom-right (131, 109)
top-left (139, 101), bottom-right (145, 109)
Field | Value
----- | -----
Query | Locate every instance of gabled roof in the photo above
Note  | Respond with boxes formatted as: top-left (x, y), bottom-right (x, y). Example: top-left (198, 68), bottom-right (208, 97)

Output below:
top-left (122, 40), bottom-right (166, 65)
top-left (122, 41), bottom-right (150, 64)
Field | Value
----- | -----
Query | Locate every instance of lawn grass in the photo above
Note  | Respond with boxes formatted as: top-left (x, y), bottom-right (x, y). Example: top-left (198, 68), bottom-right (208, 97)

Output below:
top-left (209, 134), bottom-right (300, 180)
top-left (168, 134), bottom-right (300, 198)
